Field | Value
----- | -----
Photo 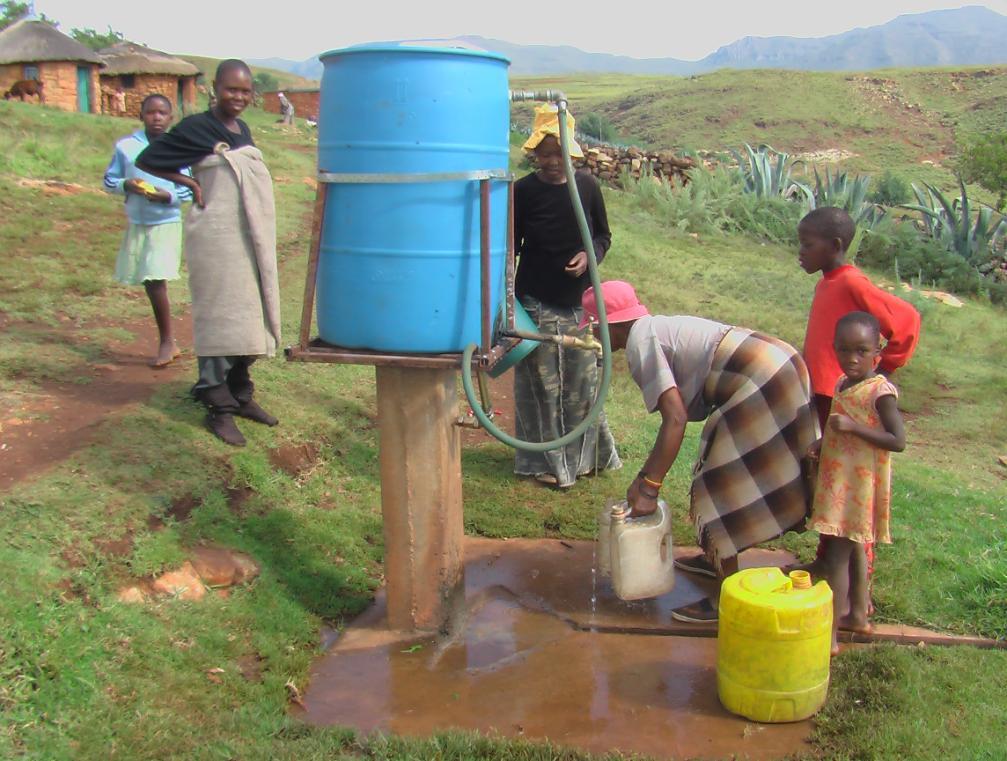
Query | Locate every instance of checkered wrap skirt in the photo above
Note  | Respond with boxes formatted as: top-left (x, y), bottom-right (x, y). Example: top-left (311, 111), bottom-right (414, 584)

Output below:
top-left (691, 328), bottom-right (818, 572)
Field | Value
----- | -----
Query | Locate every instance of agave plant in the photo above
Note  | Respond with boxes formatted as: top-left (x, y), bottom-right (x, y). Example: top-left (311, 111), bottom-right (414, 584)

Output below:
top-left (812, 167), bottom-right (871, 208)
top-left (810, 167), bottom-right (886, 230)
top-left (902, 179), bottom-right (1007, 262)
top-left (729, 143), bottom-right (813, 204)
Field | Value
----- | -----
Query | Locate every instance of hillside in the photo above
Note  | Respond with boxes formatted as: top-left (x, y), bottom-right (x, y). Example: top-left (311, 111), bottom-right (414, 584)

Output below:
top-left (180, 54), bottom-right (318, 89)
top-left (512, 65), bottom-right (1007, 196)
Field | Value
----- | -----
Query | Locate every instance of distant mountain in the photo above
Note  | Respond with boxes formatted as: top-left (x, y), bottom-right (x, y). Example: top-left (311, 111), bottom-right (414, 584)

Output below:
top-left (452, 36), bottom-right (694, 76)
top-left (250, 5), bottom-right (1007, 80)
top-left (248, 42), bottom-right (693, 82)
top-left (246, 56), bottom-right (323, 82)
top-left (699, 6), bottom-right (1007, 71)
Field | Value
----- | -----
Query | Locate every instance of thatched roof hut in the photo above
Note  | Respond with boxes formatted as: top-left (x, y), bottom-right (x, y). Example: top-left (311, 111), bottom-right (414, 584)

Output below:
top-left (98, 41), bottom-right (200, 78)
top-left (0, 17), bottom-right (102, 65)
top-left (0, 17), bottom-right (103, 112)
top-left (97, 41), bottom-right (201, 117)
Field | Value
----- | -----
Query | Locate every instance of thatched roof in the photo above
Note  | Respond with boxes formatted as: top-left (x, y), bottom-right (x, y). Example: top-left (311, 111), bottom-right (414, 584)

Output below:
top-left (97, 41), bottom-right (199, 77)
top-left (0, 17), bottom-right (102, 65)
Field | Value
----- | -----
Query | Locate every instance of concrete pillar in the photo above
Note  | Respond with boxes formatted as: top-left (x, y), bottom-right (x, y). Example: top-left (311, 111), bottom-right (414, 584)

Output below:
top-left (375, 366), bottom-right (464, 631)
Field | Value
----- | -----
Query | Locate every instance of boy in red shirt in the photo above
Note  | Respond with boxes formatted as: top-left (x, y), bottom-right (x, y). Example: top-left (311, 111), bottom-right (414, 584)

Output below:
top-left (798, 206), bottom-right (920, 585)
top-left (799, 207), bottom-right (920, 427)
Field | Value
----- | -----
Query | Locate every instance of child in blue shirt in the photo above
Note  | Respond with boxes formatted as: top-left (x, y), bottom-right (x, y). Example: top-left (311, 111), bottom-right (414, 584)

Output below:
top-left (103, 93), bottom-right (192, 367)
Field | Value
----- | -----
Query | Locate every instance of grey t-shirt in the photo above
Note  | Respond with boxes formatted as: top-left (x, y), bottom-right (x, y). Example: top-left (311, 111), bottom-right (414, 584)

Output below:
top-left (625, 315), bottom-right (732, 420)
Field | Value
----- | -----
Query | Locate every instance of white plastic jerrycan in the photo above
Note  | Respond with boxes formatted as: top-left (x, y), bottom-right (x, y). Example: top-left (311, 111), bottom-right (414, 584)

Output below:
top-left (598, 499), bottom-right (675, 601)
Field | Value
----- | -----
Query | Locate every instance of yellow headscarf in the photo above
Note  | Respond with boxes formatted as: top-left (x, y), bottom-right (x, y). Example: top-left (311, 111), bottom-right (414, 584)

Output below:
top-left (522, 103), bottom-right (584, 159)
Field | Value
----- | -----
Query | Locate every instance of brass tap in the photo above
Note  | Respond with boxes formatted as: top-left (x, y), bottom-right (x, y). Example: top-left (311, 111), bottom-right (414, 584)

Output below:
top-left (556, 332), bottom-right (603, 354)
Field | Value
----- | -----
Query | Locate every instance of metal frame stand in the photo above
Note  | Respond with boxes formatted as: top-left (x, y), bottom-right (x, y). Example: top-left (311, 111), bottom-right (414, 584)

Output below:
top-left (285, 169), bottom-right (520, 371)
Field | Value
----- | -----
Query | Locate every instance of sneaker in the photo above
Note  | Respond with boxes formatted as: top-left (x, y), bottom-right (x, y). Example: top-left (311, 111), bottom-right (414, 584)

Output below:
top-left (670, 598), bottom-right (718, 623)
top-left (673, 554), bottom-right (718, 578)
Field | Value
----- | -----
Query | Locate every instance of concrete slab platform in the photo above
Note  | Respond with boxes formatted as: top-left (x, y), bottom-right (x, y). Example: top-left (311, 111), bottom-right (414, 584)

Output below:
top-left (463, 537), bottom-right (797, 636)
top-left (297, 537), bottom-right (815, 760)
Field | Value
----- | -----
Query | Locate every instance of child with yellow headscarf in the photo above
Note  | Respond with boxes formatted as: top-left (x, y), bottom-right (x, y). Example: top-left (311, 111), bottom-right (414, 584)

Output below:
top-left (512, 104), bottom-right (621, 488)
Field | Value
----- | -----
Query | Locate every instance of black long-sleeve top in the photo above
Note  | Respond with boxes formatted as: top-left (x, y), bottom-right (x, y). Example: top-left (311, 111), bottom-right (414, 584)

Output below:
top-left (136, 111), bottom-right (254, 172)
top-left (514, 170), bottom-right (612, 308)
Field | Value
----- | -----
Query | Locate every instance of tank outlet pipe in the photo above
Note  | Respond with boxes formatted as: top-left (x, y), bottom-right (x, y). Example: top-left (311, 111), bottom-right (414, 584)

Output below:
top-left (509, 89), bottom-right (566, 103)
top-left (462, 94), bottom-right (613, 453)
top-left (503, 328), bottom-right (603, 354)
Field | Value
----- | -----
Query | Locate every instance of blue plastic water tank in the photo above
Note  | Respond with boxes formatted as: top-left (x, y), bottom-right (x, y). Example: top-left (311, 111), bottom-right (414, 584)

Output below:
top-left (316, 44), bottom-right (511, 353)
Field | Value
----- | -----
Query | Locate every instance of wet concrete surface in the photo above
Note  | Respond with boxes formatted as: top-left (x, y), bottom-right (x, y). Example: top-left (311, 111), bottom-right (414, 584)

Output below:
top-left (298, 538), bottom-right (813, 760)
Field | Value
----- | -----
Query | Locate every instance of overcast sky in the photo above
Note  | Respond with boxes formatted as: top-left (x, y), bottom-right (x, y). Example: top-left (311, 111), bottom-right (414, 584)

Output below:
top-left (31, 1), bottom-right (1007, 62)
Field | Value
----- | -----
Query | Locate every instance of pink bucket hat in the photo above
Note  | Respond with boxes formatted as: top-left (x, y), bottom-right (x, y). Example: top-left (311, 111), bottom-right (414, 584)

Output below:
top-left (580, 280), bottom-right (650, 329)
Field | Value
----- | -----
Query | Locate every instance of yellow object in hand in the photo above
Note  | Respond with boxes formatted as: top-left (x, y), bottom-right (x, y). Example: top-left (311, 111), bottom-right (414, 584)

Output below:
top-left (135, 180), bottom-right (157, 195)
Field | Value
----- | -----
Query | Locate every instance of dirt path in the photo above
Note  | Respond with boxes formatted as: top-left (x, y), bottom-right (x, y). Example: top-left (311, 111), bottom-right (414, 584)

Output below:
top-left (0, 313), bottom-right (527, 489)
top-left (1, 311), bottom-right (193, 490)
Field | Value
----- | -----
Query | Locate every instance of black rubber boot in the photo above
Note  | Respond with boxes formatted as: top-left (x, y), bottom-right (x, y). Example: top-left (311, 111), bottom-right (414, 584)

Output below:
top-left (197, 384), bottom-right (246, 447)
top-left (228, 361), bottom-right (279, 427)
top-left (235, 398), bottom-right (278, 427)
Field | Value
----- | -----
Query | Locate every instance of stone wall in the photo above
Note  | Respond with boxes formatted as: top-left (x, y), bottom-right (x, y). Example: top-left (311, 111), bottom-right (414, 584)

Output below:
top-left (262, 89), bottom-right (320, 119)
top-left (100, 73), bottom-right (199, 118)
top-left (577, 144), bottom-right (695, 187)
top-left (1, 60), bottom-right (99, 113)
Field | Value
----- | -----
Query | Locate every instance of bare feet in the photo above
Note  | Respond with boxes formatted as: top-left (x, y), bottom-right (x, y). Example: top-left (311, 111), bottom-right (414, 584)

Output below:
top-left (151, 341), bottom-right (181, 368)
top-left (831, 640), bottom-right (841, 657)
top-left (838, 613), bottom-right (874, 635)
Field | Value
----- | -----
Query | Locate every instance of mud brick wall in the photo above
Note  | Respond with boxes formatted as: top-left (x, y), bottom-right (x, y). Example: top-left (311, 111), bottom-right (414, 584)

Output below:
top-left (180, 77), bottom-right (197, 113)
top-left (578, 145), bottom-right (695, 187)
top-left (262, 90), bottom-right (320, 119)
top-left (100, 73), bottom-right (199, 118)
top-left (0, 63), bottom-right (21, 92)
top-left (1, 61), bottom-right (99, 113)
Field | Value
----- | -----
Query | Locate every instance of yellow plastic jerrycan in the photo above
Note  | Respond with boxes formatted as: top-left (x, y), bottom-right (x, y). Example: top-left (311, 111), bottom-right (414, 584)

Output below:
top-left (717, 567), bottom-right (833, 723)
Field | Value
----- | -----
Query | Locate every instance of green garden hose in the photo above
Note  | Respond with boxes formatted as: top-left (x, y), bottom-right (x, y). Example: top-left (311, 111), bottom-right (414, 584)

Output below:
top-left (460, 97), bottom-right (613, 452)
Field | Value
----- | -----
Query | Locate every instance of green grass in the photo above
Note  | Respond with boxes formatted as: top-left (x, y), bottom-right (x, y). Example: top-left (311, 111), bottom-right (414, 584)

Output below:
top-left (1, 93), bottom-right (1006, 760)
top-left (511, 65), bottom-right (1007, 205)
top-left (810, 645), bottom-right (1007, 760)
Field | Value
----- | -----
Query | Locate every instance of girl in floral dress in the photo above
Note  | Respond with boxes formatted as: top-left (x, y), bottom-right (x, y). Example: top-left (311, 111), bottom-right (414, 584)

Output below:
top-left (808, 311), bottom-right (906, 655)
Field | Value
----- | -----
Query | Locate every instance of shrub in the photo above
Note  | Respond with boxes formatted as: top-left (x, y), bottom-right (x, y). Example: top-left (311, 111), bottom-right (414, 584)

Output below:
top-left (622, 165), bottom-right (739, 235)
top-left (858, 216), bottom-right (1007, 303)
top-left (870, 170), bottom-right (913, 207)
top-left (578, 112), bottom-right (619, 144)
top-left (957, 131), bottom-right (1007, 211)
top-left (252, 71), bottom-right (279, 95)
top-left (623, 165), bottom-right (802, 245)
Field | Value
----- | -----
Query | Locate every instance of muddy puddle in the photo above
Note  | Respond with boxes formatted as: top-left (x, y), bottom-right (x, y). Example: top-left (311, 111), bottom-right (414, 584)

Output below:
top-left (297, 538), bottom-right (810, 760)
